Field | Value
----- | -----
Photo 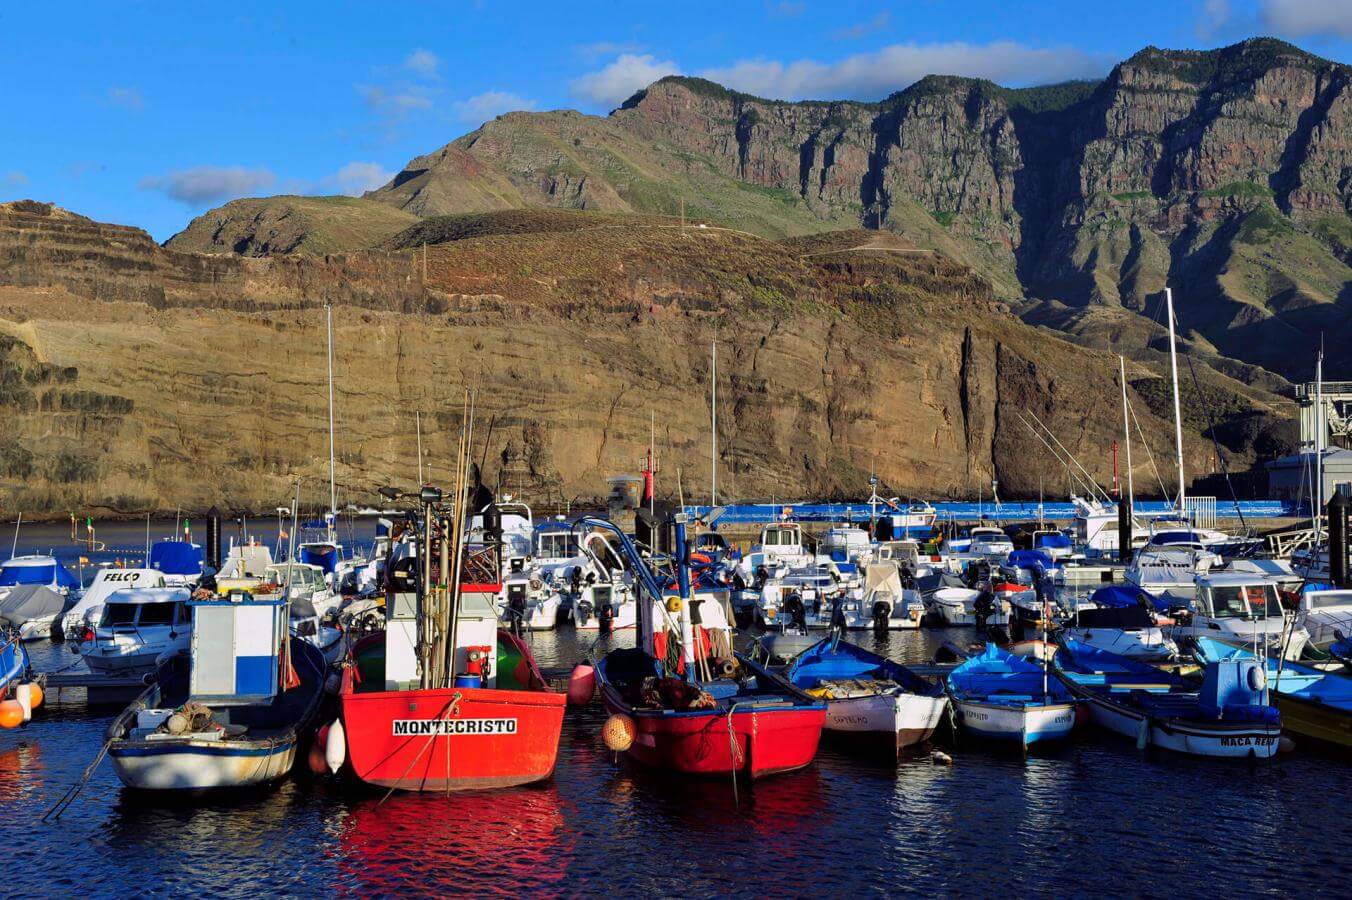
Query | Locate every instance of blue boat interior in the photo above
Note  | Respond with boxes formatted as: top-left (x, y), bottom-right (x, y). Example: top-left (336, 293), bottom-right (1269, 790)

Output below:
top-left (947, 644), bottom-right (1072, 707)
top-left (1058, 639), bottom-right (1279, 724)
top-left (786, 638), bottom-right (942, 697)
top-left (1192, 637), bottom-right (1352, 708)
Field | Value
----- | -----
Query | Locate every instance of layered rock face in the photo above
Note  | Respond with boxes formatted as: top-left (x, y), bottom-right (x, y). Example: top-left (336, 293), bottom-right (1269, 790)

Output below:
top-left (1, 202), bottom-right (1279, 516)
top-left (338, 38), bottom-right (1350, 381)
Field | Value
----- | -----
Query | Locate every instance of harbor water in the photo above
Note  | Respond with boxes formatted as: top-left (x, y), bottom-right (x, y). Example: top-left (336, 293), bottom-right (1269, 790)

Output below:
top-left (3, 521), bottom-right (1349, 895)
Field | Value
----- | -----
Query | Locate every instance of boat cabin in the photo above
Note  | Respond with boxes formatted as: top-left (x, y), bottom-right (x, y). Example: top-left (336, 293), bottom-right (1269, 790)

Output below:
top-left (1194, 574), bottom-right (1283, 621)
top-left (189, 592), bottom-right (287, 704)
top-left (759, 522), bottom-right (807, 561)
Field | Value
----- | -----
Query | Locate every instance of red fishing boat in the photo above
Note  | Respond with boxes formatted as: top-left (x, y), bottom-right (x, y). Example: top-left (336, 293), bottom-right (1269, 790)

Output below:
top-left (585, 515), bottom-right (826, 779)
top-left (337, 487), bottom-right (565, 792)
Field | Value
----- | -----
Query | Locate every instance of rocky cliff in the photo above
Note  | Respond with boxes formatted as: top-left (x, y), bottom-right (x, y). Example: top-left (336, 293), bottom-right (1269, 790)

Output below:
top-left (1, 201), bottom-right (1289, 516)
top-left (172, 39), bottom-right (1348, 387)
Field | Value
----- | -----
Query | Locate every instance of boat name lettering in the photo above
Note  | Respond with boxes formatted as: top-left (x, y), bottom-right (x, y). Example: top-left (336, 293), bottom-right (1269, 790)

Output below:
top-left (1219, 735), bottom-right (1275, 747)
top-left (392, 718), bottom-right (518, 736)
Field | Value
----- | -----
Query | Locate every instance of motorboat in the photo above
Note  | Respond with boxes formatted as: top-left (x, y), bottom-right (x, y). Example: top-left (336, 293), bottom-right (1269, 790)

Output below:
top-left (1055, 638), bottom-right (1281, 758)
top-left (218, 542), bottom-right (274, 580)
top-left (1125, 544), bottom-right (1220, 598)
top-left (969, 526), bottom-right (1015, 557)
top-left (148, 539), bottom-right (205, 587)
top-left (1295, 587), bottom-right (1352, 650)
top-left (1169, 572), bottom-right (1309, 661)
top-left (817, 526), bottom-right (871, 564)
top-left (61, 567), bottom-right (165, 637)
top-left (74, 587), bottom-right (193, 675)
top-left (1193, 636), bottom-right (1352, 749)
top-left (754, 520), bottom-right (813, 569)
top-left (1144, 517), bottom-right (1262, 558)
top-left (917, 569), bottom-right (1008, 628)
top-left (848, 561), bottom-right (924, 630)
top-left (786, 636), bottom-right (947, 754)
top-left (947, 644), bottom-right (1077, 747)
top-left (107, 593), bottom-right (327, 791)
top-left (572, 579), bottom-right (637, 630)
top-left (0, 556), bottom-right (82, 641)
top-left (499, 567), bottom-right (563, 631)
top-left (1061, 585), bottom-right (1177, 662)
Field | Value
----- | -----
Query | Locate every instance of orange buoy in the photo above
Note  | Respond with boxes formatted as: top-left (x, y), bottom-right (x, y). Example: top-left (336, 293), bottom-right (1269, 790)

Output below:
top-left (27, 683), bottom-right (42, 710)
top-left (0, 700), bottom-right (23, 729)
top-left (567, 664), bottom-right (596, 706)
top-left (602, 713), bottom-right (636, 752)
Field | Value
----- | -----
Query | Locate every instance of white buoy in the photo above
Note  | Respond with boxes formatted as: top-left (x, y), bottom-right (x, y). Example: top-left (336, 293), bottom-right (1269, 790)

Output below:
top-left (14, 683), bottom-right (32, 722)
top-left (325, 719), bottom-right (346, 774)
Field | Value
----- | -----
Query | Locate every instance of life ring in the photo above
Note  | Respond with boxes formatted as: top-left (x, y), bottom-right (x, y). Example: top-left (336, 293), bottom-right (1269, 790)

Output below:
top-left (690, 552), bottom-right (713, 566)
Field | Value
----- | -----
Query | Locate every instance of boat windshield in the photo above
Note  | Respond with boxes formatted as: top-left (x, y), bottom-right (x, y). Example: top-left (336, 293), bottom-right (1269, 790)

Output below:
top-left (764, 526), bottom-right (800, 547)
top-left (102, 603), bottom-right (138, 626)
top-left (536, 532), bottom-right (577, 559)
top-left (138, 602), bottom-right (177, 626)
top-left (0, 563), bottom-right (54, 586)
top-left (1306, 591), bottom-right (1352, 610)
top-left (1209, 584), bottom-right (1282, 619)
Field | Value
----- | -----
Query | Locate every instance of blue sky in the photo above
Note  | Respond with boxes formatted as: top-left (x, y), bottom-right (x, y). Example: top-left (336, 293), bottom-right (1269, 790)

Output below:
top-left (2, 0), bottom-right (1349, 240)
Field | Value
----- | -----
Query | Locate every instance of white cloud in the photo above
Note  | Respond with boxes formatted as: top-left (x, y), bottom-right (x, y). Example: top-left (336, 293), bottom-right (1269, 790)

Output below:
top-left (831, 11), bottom-right (890, 41)
top-left (333, 161), bottom-right (394, 195)
top-left (107, 86), bottom-right (145, 112)
top-left (138, 165), bottom-right (276, 205)
top-left (404, 48), bottom-right (440, 78)
top-left (360, 85), bottom-right (434, 116)
top-left (574, 40), bottom-right (645, 61)
top-left (570, 53), bottom-right (683, 107)
top-left (452, 91), bottom-right (537, 123)
top-left (700, 41), bottom-right (1110, 101)
top-left (3, 171), bottom-right (27, 187)
top-left (1261, 0), bottom-right (1352, 39)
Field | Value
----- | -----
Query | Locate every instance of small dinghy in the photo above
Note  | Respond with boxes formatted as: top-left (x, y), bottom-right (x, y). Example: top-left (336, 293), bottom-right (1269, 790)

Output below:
top-left (1054, 637), bottom-right (1280, 758)
top-left (106, 591), bottom-right (326, 791)
top-left (946, 644), bottom-right (1077, 747)
top-left (0, 633), bottom-right (30, 697)
top-left (786, 636), bottom-right (947, 754)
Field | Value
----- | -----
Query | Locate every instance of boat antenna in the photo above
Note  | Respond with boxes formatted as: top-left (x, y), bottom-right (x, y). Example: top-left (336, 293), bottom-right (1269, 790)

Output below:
top-left (9, 512), bottom-right (19, 559)
top-left (1164, 288), bottom-right (1187, 517)
top-left (145, 512), bottom-right (150, 560)
top-left (325, 302), bottom-right (338, 526)
top-left (283, 479), bottom-right (301, 690)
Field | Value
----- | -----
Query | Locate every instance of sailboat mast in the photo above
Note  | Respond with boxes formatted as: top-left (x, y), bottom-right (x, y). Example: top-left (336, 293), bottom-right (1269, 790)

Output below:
top-left (1119, 355), bottom-right (1135, 504)
top-left (325, 303), bottom-right (337, 519)
top-left (1165, 288), bottom-right (1186, 514)
top-left (710, 339), bottom-right (717, 507)
top-left (1315, 343), bottom-right (1324, 531)
top-left (416, 410), bottom-right (425, 485)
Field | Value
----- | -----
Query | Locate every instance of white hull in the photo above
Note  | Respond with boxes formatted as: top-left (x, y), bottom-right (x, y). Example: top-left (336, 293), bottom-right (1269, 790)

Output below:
top-left (17, 614), bottom-right (59, 642)
top-left (927, 589), bottom-right (1008, 627)
top-left (953, 699), bottom-right (1075, 746)
top-left (1061, 627), bottom-right (1177, 663)
top-left (574, 601), bottom-right (637, 630)
top-left (1062, 681), bottom-right (1280, 758)
top-left (110, 739), bottom-right (299, 790)
top-left (498, 597), bottom-right (561, 631)
top-left (823, 691), bottom-right (948, 748)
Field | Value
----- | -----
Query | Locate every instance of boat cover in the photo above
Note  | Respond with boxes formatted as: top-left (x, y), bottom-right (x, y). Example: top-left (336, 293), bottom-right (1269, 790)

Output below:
top-left (300, 544), bottom-right (339, 575)
top-left (1072, 604), bottom-right (1155, 628)
top-left (149, 541), bottom-right (204, 576)
top-left (0, 585), bottom-right (67, 627)
top-left (1008, 550), bottom-right (1054, 572)
top-left (0, 560), bottom-right (79, 589)
top-left (1090, 584), bottom-right (1170, 614)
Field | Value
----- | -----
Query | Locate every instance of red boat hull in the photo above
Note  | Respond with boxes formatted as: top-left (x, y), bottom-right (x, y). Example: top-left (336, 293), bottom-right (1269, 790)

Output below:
top-left (600, 686), bottom-right (825, 779)
top-left (340, 655), bottom-right (566, 792)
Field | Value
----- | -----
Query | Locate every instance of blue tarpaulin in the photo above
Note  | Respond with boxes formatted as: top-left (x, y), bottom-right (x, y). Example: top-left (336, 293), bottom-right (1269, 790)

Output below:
top-left (1090, 584), bottom-right (1171, 613)
top-left (0, 560), bottom-right (78, 589)
top-left (149, 540), bottom-right (205, 576)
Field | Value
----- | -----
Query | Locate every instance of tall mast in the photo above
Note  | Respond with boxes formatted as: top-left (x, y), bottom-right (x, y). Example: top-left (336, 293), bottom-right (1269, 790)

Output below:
top-left (710, 338), bottom-right (717, 507)
top-left (1165, 288), bottom-right (1186, 515)
top-left (1119, 355), bottom-right (1135, 505)
top-left (416, 410), bottom-right (425, 485)
top-left (325, 303), bottom-right (337, 520)
top-left (1315, 341), bottom-right (1324, 531)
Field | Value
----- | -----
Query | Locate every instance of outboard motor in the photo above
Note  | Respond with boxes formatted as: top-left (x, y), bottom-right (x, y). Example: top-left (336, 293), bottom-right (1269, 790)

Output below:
top-left (872, 598), bottom-right (890, 632)
top-left (506, 581), bottom-right (528, 636)
top-left (965, 558), bottom-right (991, 590)
top-left (783, 591), bottom-right (807, 632)
top-left (974, 589), bottom-right (994, 633)
top-left (830, 599), bottom-right (847, 636)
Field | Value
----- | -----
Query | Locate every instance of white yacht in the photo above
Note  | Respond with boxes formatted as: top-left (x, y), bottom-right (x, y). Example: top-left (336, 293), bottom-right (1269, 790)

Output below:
top-left (1168, 572), bottom-right (1309, 660)
top-left (0, 555), bottom-right (82, 641)
top-left (61, 567), bottom-right (165, 636)
top-left (1295, 587), bottom-right (1352, 650)
top-left (75, 587), bottom-right (192, 674)
top-left (1125, 544), bottom-right (1220, 598)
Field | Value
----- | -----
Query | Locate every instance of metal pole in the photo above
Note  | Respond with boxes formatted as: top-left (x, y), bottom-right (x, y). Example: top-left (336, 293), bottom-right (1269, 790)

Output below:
top-left (673, 513), bottom-right (697, 680)
top-left (1315, 344), bottom-right (1324, 533)
top-left (416, 411), bottom-right (425, 485)
top-left (325, 303), bottom-right (337, 519)
top-left (710, 339), bottom-right (717, 507)
top-left (1165, 289), bottom-right (1187, 515)
top-left (1119, 356), bottom-right (1135, 505)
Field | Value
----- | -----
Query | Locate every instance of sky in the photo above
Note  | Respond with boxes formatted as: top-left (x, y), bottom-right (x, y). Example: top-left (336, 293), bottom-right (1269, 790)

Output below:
top-left (2, 0), bottom-right (1350, 241)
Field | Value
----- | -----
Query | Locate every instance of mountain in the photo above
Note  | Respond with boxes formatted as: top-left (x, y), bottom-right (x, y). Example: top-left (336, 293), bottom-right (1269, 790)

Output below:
top-left (170, 37), bottom-right (1350, 388)
top-left (0, 200), bottom-right (1291, 516)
